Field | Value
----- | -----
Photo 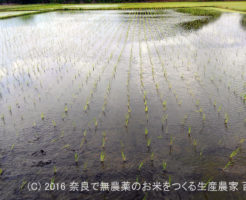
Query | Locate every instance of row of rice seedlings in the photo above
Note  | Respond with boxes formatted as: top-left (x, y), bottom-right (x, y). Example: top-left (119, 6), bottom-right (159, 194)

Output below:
top-left (7, 19), bottom-right (114, 135)
top-left (145, 12), bottom-right (176, 135)
top-left (223, 139), bottom-right (245, 170)
top-left (149, 11), bottom-right (187, 152)
top-left (114, 15), bottom-right (137, 164)
top-left (80, 23), bottom-right (123, 119)
top-left (207, 51), bottom-right (246, 106)
top-left (149, 14), bottom-right (209, 125)
top-left (81, 23), bottom-right (124, 115)
top-left (49, 21), bottom-right (121, 166)
top-left (187, 56), bottom-right (235, 127)
top-left (56, 19), bottom-right (121, 124)
top-left (146, 10), bottom-right (188, 129)
top-left (150, 28), bottom-right (210, 135)
top-left (69, 23), bottom-right (124, 133)
top-left (138, 16), bottom-right (154, 154)
top-left (125, 15), bottom-right (136, 129)
top-left (138, 17), bottom-right (149, 120)
top-left (78, 14), bottom-right (135, 165)
top-left (21, 17), bottom-right (115, 127)
top-left (67, 16), bottom-right (133, 168)
top-left (100, 132), bottom-right (107, 163)
top-left (183, 37), bottom-right (244, 126)
top-left (79, 130), bottom-right (87, 149)
top-left (98, 14), bottom-right (134, 124)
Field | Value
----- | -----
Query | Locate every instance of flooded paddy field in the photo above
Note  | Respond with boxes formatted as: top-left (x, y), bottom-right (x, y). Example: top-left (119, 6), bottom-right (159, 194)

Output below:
top-left (0, 9), bottom-right (246, 200)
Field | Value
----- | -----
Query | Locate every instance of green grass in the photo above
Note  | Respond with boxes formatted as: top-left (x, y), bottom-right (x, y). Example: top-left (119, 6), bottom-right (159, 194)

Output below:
top-left (0, 2), bottom-right (246, 19)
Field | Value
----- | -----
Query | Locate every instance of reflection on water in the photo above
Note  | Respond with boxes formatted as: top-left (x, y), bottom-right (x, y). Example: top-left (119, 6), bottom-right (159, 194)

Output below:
top-left (180, 17), bottom-right (220, 31)
top-left (241, 14), bottom-right (246, 30)
top-left (0, 9), bottom-right (246, 200)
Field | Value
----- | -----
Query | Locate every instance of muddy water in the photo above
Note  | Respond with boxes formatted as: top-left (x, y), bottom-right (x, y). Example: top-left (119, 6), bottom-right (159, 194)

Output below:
top-left (0, 9), bottom-right (246, 200)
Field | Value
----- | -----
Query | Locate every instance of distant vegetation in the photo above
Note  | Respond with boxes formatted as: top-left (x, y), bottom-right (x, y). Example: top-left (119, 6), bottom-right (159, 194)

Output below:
top-left (0, 1), bottom-right (246, 20)
top-left (176, 7), bottom-right (221, 17)
top-left (1, 0), bottom-right (246, 4)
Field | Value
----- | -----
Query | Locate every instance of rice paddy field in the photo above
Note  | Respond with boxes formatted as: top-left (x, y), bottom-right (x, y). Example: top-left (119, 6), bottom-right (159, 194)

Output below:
top-left (0, 6), bottom-right (246, 200)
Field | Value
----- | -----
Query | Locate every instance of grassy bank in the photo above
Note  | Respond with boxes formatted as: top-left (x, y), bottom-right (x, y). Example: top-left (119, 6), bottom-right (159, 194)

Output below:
top-left (0, 1), bottom-right (246, 19)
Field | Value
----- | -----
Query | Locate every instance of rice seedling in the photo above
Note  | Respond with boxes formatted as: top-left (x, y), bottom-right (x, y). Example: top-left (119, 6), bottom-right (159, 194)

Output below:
top-left (143, 91), bottom-right (147, 100)
top-left (62, 113), bottom-right (66, 120)
top-left (166, 126), bottom-right (168, 134)
top-left (83, 162), bottom-right (88, 171)
top-left (224, 113), bottom-right (229, 125)
top-left (0, 168), bottom-right (2, 175)
top-left (50, 177), bottom-right (55, 188)
top-left (147, 138), bottom-right (151, 148)
top-left (144, 99), bottom-right (147, 106)
top-left (239, 139), bottom-right (245, 145)
top-left (1, 114), bottom-right (4, 121)
top-left (217, 106), bottom-right (222, 113)
top-left (193, 139), bottom-right (198, 147)
top-left (145, 105), bottom-right (148, 113)
top-left (41, 112), bottom-right (44, 120)
top-left (138, 161), bottom-right (143, 170)
top-left (125, 114), bottom-right (129, 127)
top-left (53, 166), bottom-right (57, 175)
top-left (128, 105), bottom-right (131, 113)
top-left (100, 151), bottom-right (105, 163)
top-left (157, 135), bottom-right (163, 139)
top-left (162, 114), bottom-right (168, 123)
top-left (20, 180), bottom-right (27, 190)
top-left (143, 193), bottom-right (147, 200)
top-left (80, 137), bottom-right (85, 148)
top-left (52, 120), bottom-right (56, 128)
top-left (229, 147), bottom-right (240, 160)
top-left (188, 127), bottom-right (191, 136)
top-left (169, 136), bottom-right (175, 147)
top-left (11, 144), bottom-right (15, 150)
top-left (62, 144), bottom-right (70, 149)
top-left (202, 113), bottom-right (206, 121)
top-left (145, 127), bottom-right (148, 136)
top-left (102, 137), bottom-right (106, 148)
top-left (162, 100), bottom-right (167, 109)
top-left (83, 130), bottom-right (87, 137)
top-left (169, 175), bottom-right (171, 185)
top-left (64, 104), bottom-right (68, 113)
top-left (74, 152), bottom-right (78, 164)
top-left (102, 131), bottom-right (106, 138)
top-left (150, 152), bottom-right (154, 161)
top-left (162, 161), bottom-right (167, 171)
top-left (223, 161), bottom-right (232, 171)
top-left (121, 151), bottom-right (126, 162)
